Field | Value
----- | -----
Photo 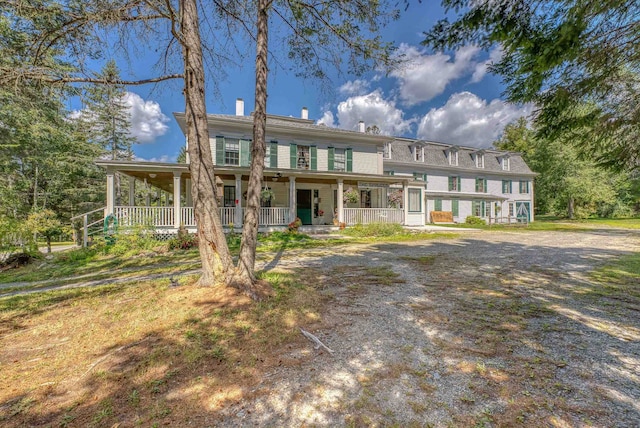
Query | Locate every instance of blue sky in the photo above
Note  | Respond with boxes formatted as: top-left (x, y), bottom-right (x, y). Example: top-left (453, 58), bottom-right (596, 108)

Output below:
top-left (91, 2), bottom-right (531, 162)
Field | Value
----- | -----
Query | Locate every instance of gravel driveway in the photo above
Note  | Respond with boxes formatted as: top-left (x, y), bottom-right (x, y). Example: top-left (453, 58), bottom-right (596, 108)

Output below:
top-left (220, 229), bottom-right (640, 427)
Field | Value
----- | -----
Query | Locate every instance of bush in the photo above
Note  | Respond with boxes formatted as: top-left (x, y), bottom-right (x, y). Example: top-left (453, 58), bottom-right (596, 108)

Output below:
top-left (341, 222), bottom-right (404, 237)
top-left (465, 216), bottom-right (486, 225)
top-left (107, 225), bottom-right (161, 256)
top-left (287, 217), bottom-right (302, 233)
top-left (167, 227), bottom-right (198, 250)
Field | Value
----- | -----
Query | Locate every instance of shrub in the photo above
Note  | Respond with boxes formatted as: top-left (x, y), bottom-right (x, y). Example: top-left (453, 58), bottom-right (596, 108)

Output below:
top-left (341, 222), bottom-right (404, 237)
top-left (465, 216), bottom-right (486, 225)
top-left (287, 217), bottom-right (302, 233)
top-left (107, 225), bottom-right (161, 256)
top-left (167, 227), bottom-right (198, 250)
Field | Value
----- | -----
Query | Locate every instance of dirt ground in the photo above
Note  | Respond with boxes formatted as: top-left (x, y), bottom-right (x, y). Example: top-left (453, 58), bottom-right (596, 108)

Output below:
top-left (1, 229), bottom-right (639, 427)
top-left (221, 229), bottom-right (640, 427)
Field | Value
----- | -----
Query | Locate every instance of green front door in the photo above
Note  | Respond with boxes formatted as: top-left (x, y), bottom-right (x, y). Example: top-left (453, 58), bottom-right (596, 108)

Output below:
top-left (296, 189), bottom-right (313, 225)
top-left (516, 202), bottom-right (530, 222)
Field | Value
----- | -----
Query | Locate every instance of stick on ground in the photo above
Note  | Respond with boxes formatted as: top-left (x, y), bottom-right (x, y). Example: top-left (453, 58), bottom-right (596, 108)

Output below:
top-left (300, 328), bottom-right (334, 354)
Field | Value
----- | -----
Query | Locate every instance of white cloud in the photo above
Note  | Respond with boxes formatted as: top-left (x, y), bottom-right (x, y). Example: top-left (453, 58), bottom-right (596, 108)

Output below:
top-left (338, 79), bottom-right (370, 96)
top-left (390, 44), bottom-right (480, 106)
top-left (331, 89), bottom-right (413, 135)
top-left (124, 92), bottom-right (170, 143)
top-left (316, 111), bottom-right (336, 127)
top-left (417, 91), bottom-right (533, 147)
top-left (471, 45), bottom-right (503, 83)
top-left (135, 154), bottom-right (176, 163)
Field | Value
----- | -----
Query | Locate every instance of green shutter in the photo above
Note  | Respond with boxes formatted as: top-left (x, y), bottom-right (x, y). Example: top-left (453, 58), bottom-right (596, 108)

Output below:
top-left (484, 178), bottom-right (488, 193)
top-left (452, 200), bottom-right (459, 216)
top-left (423, 174), bottom-right (428, 182)
top-left (346, 148), bottom-right (353, 172)
top-left (270, 141), bottom-right (278, 168)
top-left (457, 177), bottom-right (461, 191)
top-left (448, 176), bottom-right (453, 191)
top-left (435, 199), bottom-right (442, 211)
top-left (475, 178), bottom-right (479, 192)
top-left (328, 147), bottom-right (335, 171)
top-left (240, 139), bottom-right (250, 166)
top-left (290, 143), bottom-right (297, 169)
top-left (310, 146), bottom-right (317, 170)
top-left (215, 136), bottom-right (225, 165)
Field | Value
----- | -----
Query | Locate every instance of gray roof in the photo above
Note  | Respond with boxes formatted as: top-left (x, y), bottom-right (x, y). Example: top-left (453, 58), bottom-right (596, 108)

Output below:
top-left (387, 141), bottom-right (534, 175)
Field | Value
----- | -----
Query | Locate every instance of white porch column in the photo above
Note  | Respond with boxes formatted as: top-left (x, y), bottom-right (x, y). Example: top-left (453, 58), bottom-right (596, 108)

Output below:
top-left (173, 172), bottom-right (182, 228)
top-left (128, 178), bottom-right (135, 206)
top-left (185, 178), bottom-right (193, 206)
top-left (144, 179), bottom-right (151, 206)
top-left (106, 170), bottom-right (115, 216)
top-left (234, 174), bottom-right (243, 227)
top-left (337, 179), bottom-right (344, 223)
top-left (403, 180), bottom-right (409, 225)
top-left (289, 177), bottom-right (296, 222)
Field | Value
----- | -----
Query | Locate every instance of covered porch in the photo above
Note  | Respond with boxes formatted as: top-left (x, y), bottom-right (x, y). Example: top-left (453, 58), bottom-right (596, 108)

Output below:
top-left (95, 161), bottom-right (422, 236)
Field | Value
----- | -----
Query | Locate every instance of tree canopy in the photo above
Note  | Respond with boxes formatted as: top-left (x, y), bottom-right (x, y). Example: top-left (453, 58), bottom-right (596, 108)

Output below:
top-left (424, 0), bottom-right (640, 170)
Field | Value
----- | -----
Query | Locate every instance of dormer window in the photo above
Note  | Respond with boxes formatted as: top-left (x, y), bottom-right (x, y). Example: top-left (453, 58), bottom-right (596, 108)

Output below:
top-left (447, 148), bottom-right (459, 166)
top-left (475, 153), bottom-right (485, 168)
top-left (413, 146), bottom-right (424, 162)
top-left (501, 156), bottom-right (510, 171)
top-left (383, 142), bottom-right (391, 159)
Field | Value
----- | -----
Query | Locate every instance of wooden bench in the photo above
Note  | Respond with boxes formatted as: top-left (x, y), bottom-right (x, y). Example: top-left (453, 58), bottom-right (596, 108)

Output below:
top-left (430, 211), bottom-right (454, 223)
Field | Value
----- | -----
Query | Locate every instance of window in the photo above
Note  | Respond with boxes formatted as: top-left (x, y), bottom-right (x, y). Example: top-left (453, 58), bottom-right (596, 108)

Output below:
top-left (449, 176), bottom-right (461, 191)
top-left (485, 202), bottom-right (491, 218)
top-left (434, 199), bottom-right (442, 211)
top-left (519, 180), bottom-right (529, 194)
top-left (475, 178), bottom-right (487, 193)
top-left (448, 150), bottom-right (458, 166)
top-left (334, 148), bottom-right (346, 171)
top-left (360, 190), bottom-right (371, 208)
top-left (476, 153), bottom-right (484, 168)
top-left (508, 202), bottom-right (514, 217)
top-left (502, 180), bottom-right (512, 193)
top-left (502, 157), bottom-right (510, 171)
top-left (224, 138), bottom-right (240, 165)
top-left (383, 142), bottom-right (391, 159)
top-left (473, 200), bottom-right (485, 217)
top-left (408, 188), bottom-right (421, 212)
top-left (223, 186), bottom-right (236, 207)
top-left (297, 145), bottom-right (310, 169)
top-left (414, 146), bottom-right (424, 162)
top-left (452, 199), bottom-right (459, 217)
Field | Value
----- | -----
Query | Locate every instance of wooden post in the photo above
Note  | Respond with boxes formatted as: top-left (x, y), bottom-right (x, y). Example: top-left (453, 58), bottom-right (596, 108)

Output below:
top-left (173, 172), bottom-right (182, 229)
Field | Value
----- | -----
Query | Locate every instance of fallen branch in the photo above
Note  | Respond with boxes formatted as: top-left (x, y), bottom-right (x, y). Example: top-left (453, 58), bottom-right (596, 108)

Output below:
top-left (300, 328), bottom-right (334, 354)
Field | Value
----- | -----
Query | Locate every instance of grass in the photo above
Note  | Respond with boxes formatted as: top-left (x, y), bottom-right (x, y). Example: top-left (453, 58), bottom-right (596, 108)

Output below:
top-left (0, 266), bottom-right (325, 427)
top-left (441, 216), bottom-right (640, 232)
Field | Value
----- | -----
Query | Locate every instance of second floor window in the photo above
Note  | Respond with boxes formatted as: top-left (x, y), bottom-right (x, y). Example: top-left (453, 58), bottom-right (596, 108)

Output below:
top-left (476, 178), bottom-right (487, 193)
top-left (224, 138), bottom-right (240, 165)
top-left (502, 157), bottom-right (510, 171)
top-left (334, 148), bottom-right (346, 171)
top-left (519, 180), bottom-right (530, 193)
top-left (297, 145), bottom-right (310, 169)
top-left (449, 176), bottom-right (461, 191)
top-left (448, 150), bottom-right (458, 166)
top-left (502, 180), bottom-right (512, 193)
top-left (414, 146), bottom-right (424, 162)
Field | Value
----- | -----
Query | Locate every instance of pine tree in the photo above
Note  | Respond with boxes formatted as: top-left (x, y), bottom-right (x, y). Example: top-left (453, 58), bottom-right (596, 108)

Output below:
top-left (79, 60), bottom-right (136, 205)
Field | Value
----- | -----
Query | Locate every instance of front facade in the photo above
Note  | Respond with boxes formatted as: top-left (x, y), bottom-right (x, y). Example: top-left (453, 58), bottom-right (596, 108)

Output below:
top-left (91, 100), bottom-right (534, 239)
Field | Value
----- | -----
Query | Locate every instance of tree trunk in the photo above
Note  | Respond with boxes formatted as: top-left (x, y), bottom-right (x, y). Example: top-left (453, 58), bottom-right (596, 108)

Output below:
top-left (180, 0), bottom-right (234, 286)
top-left (235, 0), bottom-right (270, 294)
top-left (568, 197), bottom-right (575, 219)
top-left (46, 236), bottom-right (51, 254)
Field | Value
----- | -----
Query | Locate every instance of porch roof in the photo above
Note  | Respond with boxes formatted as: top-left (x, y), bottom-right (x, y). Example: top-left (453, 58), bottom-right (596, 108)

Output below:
top-left (425, 191), bottom-right (509, 201)
top-left (96, 160), bottom-right (407, 192)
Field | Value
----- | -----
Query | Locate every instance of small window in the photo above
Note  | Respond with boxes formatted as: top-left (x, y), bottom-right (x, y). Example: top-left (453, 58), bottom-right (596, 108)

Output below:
top-left (502, 180), bottom-right (512, 193)
top-left (383, 142), bottom-right (391, 159)
top-left (519, 180), bottom-right (529, 194)
top-left (449, 176), bottom-right (461, 192)
top-left (414, 146), bottom-right (424, 162)
top-left (476, 154), bottom-right (484, 168)
top-left (297, 145), bottom-right (310, 169)
top-left (334, 148), bottom-right (346, 171)
top-left (223, 186), bottom-right (236, 207)
top-left (448, 150), bottom-right (458, 166)
top-left (225, 138), bottom-right (240, 165)
top-left (502, 157), bottom-right (510, 171)
top-left (476, 178), bottom-right (487, 193)
top-left (384, 170), bottom-right (395, 176)
top-left (408, 188), bottom-right (422, 212)
top-left (472, 200), bottom-right (484, 217)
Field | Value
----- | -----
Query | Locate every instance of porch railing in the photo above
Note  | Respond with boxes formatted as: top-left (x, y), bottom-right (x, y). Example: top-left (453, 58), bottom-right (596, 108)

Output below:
top-left (259, 207), bottom-right (290, 225)
top-left (115, 206), bottom-right (174, 227)
top-left (344, 208), bottom-right (404, 225)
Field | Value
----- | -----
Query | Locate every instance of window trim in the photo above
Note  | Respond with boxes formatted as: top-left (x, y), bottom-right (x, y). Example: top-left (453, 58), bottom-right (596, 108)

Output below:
top-left (475, 153), bottom-right (485, 168)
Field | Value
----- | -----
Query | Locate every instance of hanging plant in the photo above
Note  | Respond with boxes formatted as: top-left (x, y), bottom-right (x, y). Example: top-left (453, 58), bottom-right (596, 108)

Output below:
top-left (343, 187), bottom-right (360, 204)
top-left (260, 187), bottom-right (275, 202)
top-left (387, 189), bottom-right (403, 208)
